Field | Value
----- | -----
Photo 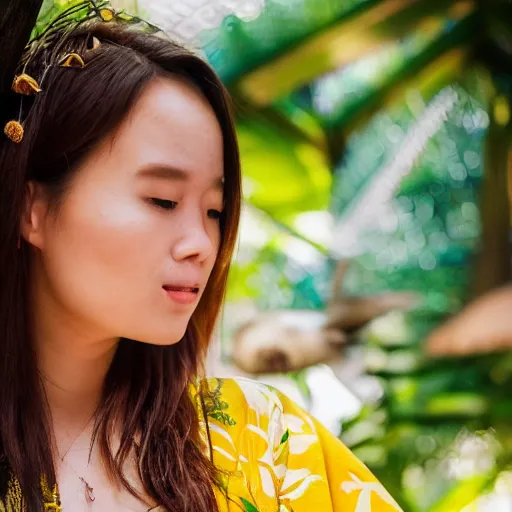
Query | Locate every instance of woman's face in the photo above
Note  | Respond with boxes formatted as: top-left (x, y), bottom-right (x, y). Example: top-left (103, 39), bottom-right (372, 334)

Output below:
top-left (26, 77), bottom-right (225, 345)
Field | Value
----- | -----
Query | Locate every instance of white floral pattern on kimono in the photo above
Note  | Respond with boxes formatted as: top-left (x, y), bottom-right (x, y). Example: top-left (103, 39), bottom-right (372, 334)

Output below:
top-left (197, 377), bottom-right (404, 512)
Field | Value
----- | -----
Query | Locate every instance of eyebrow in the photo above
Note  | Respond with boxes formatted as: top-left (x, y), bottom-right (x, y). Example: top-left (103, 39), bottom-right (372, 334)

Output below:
top-left (137, 164), bottom-right (224, 190)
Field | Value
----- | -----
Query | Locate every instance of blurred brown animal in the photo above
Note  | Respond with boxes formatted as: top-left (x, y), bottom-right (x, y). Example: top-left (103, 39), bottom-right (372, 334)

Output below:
top-left (427, 284), bottom-right (512, 357)
top-left (231, 260), bottom-right (418, 374)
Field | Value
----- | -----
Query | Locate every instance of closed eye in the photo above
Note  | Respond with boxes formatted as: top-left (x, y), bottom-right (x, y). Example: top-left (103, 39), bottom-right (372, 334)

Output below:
top-left (208, 209), bottom-right (223, 220)
top-left (150, 198), bottom-right (178, 210)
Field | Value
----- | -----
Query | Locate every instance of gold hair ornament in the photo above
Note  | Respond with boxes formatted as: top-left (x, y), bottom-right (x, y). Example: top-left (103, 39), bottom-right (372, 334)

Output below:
top-left (12, 73), bottom-right (41, 95)
top-left (59, 53), bottom-right (86, 68)
top-left (3, 0), bottom-right (165, 143)
top-left (5, 74), bottom-right (41, 142)
top-left (99, 8), bottom-right (115, 21)
top-left (4, 120), bottom-right (24, 144)
top-left (91, 36), bottom-right (101, 50)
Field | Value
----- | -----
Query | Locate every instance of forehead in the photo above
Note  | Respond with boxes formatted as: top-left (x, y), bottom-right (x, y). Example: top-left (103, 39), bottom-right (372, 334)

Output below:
top-left (104, 76), bottom-right (224, 183)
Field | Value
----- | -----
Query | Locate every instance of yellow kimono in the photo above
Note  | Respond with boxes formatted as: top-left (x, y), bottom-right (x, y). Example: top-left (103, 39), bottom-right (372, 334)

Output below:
top-left (2, 377), bottom-right (403, 512)
top-left (198, 377), bottom-right (403, 512)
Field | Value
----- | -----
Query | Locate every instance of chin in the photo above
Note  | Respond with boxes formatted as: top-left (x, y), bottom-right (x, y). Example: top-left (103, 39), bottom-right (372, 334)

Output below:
top-left (126, 326), bottom-right (188, 346)
top-left (152, 327), bottom-right (189, 346)
top-left (118, 312), bottom-right (191, 346)
top-left (148, 335), bottom-right (185, 346)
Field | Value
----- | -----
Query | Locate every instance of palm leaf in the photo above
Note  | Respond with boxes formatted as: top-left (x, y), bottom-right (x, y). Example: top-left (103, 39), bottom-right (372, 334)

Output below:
top-left (429, 474), bottom-right (497, 512)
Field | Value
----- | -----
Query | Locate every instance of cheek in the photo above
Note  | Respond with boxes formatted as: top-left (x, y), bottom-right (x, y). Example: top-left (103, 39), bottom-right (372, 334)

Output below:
top-left (208, 225), bottom-right (222, 266)
top-left (63, 200), bottom-right (156, 271)
top-left (212, 226), bottom-right (222, 253)
top-left (42, 197), bottom-right (160, 325)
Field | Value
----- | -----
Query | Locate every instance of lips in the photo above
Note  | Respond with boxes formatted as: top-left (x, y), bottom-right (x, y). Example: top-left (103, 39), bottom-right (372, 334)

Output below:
top-left (163, 285), bottom-right (199, 293)
top-left (163, 284), bottom-right (200, 305)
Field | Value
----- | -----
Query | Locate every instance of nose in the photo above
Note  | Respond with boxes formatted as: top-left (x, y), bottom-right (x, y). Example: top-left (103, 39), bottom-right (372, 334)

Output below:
top-left (171, 213), bottom-right (216, 264)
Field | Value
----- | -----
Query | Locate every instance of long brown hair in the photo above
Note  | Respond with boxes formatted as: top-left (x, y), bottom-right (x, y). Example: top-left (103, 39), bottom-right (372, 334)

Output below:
top-left (0, 21), bottom-right (241, 511)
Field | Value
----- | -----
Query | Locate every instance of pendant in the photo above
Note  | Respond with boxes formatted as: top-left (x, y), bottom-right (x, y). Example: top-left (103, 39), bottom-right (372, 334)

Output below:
top-left (80, 477), bottom-right (95, 503)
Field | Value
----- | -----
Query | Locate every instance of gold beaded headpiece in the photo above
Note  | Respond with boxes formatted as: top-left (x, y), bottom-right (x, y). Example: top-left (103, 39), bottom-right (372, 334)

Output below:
top-left (3, 0), bottom-right (164, 143)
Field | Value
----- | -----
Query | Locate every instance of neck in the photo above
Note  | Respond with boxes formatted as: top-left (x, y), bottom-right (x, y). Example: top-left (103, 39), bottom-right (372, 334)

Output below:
top-left (32, 271), bottom-right (119, 438)
top-left (38, 334), bottom-right (118, 427)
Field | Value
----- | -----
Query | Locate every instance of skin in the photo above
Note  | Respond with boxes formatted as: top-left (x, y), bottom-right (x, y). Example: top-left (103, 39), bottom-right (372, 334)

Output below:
top-left (20, 76), bottom-right (225, 511)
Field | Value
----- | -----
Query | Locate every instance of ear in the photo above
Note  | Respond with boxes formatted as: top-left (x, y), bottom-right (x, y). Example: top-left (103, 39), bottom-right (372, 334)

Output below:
top-left (19, 181), bottom-right (49, 250)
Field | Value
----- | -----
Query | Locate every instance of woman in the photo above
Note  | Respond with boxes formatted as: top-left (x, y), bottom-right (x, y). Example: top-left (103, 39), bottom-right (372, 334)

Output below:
top-left (0, 1), bottom-right (403, 511)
